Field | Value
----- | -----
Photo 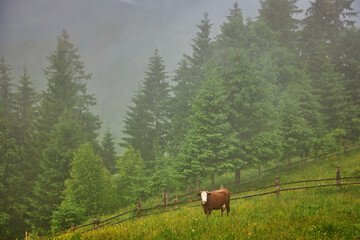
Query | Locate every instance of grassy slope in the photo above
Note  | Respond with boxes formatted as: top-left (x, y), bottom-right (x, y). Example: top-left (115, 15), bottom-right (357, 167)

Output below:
top-left (51, 152), bottom-right (360, 240)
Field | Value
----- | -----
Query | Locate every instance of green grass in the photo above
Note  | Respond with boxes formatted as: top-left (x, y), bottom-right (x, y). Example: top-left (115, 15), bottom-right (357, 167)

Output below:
top-left (41, 152), bottom-right (360, 239)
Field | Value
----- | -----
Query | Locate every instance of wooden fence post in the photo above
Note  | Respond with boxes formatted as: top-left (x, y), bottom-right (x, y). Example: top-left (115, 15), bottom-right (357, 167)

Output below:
top-left (174, 195), bottom-right (178, 209)
top-left (187, 184), bottom-right (191, 201)
top-left (163, 190), bottom-right (169, 207)
top-left (93, 216), bottom-right (100, 229)
top-left (137, 197), bottom-right (142, 218)
top-left (25, 231), bottom-right (29, 240)
top-left (196, 179), bottom-right (200, 191)
top-left (275, 176), bottom-right (280, 197)
top-left (220, 184), bottom-right (224, 189)
top-left (336, 167), bottom-right (341, 190)
top-left (259, 164), bottom-right (262, 179)
top-left (302, 151), bottom-right (306, 167)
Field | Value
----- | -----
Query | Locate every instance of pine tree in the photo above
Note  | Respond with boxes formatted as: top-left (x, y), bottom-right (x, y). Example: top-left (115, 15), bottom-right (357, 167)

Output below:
top-left (0, 115), bottom-right (22, 239)
top-left (279, 81), bottom-right (318, 161)
top-left (169, 13), bottom-right (213, 156)
top-left (187, 11), bottom-right (213, 87)
top-left (30, 110), bottom-right (82, 232)
top-left (316, 62), bottom-right (347, 130)
top-left (30, 30), bottom-right (100, 233)
top-left (122, 49), bottom-right (170, 169)
top-left (300, 0), bottom-right (358, 72)
top-left (333, 28), bottom-right (360, 141)
top-left (122, 87), bottom-right (153, 166)
top-left (0, 57), bottom-right (14, 114)
top-left (217, 2), bottom-right (246, 49)
top-left (258, 0), bottom-right (302, 49)
top-left (100, 128), bottom-right (117, 174)
top-left (168, 57), bottom-right (193, 154)
top-left (211, 47), bottom-right (278, 180)
top-left (178, 78), bottom-right (236, 188)
top-left (13, 67), bottom-right (38, 237)
top-left (0, 59), bottom-right (25, 239)
top-left (36, 30), bottom-right (100, 148)
top-left (303, 0), bottom-right (357, 44)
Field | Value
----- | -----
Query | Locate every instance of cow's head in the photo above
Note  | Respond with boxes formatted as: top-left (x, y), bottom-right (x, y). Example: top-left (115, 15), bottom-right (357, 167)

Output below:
top-left (197, 191), bottom-right (211, 205)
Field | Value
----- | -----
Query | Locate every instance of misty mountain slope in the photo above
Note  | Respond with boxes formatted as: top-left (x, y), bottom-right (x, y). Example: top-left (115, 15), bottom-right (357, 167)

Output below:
top-left (3, 0), bottom-right (357, 141)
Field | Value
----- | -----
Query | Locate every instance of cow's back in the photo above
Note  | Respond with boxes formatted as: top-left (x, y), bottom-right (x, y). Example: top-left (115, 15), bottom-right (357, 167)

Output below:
top-left (207, 189), bottom-right (230, 210)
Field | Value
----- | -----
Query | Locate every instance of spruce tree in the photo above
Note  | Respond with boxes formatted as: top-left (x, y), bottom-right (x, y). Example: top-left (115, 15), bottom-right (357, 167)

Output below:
top-left (187, 11), bottom-right (213, 87)
top-left (0, 57), bottom-right (14, 114)
top-left (178, 78), bottom-right (236, 188)
top-left (122, 49), bottom-right (170, 169)
top-left (217, 2), bottom-right (246, 49)
top-left (30, 30), bottom-right (100, 233)
top-left (0, 58), bottom-right (25, 239)
top-left (100, 128), bottom-right (117, 174)
top-left (169, 13), bottom-right (213, 155)
top-left (211, 47), bottom-right (278, 181)
top-left (13, 67), bottom-right (38, 237)
top-left (36, 30), bottom-right (99, 148)
top-left (31, 110), bottom-right (82, 232)
top-left (258, 0), bottom-right (302, 49)
top-left (168, 57), bottom-right (193, 154)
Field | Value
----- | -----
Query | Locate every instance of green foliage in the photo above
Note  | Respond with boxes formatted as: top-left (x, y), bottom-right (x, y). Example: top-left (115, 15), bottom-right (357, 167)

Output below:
top-left (150, 154), bottom-right (178, 193)
top-left (51, 198), bottom-right (87, 233)
top-left (115, 145), bottom-right (148, 205)
top-left (65, 143), bottom-right (114, 216)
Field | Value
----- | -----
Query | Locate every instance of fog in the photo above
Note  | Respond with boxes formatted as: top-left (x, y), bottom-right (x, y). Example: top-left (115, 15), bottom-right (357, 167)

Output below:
top-left (0, 0), bottom-right (359, 140)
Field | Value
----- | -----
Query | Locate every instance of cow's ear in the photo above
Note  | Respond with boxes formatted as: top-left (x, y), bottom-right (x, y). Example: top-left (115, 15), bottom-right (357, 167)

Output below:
top-left (197, 192), bottom-right (201, 196)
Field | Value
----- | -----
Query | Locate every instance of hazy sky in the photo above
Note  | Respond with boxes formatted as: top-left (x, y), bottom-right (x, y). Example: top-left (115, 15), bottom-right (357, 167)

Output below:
top-left (0, 0), bottom-right (359, 142)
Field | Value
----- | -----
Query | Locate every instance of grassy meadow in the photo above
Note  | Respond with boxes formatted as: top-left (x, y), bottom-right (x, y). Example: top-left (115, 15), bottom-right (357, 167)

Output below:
top-left (42, 152), bottom-right (360, 239)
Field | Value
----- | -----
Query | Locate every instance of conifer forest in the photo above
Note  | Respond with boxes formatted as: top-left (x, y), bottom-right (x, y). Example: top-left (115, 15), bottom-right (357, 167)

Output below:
top-left (1, 0), bottom-right (360, 238)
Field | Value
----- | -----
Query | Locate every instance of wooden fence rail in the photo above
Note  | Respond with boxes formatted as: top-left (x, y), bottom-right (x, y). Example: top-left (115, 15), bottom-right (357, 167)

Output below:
top-left (36, 143), bottom-right (360, 239)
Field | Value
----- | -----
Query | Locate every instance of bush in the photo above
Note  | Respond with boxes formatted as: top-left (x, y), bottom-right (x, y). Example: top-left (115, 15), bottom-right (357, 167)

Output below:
top-left (51, 198), bottom-right (87, 232)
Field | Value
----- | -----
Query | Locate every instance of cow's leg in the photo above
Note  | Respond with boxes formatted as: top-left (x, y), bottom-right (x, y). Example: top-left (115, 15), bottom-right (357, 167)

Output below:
top-left (221, 204), bottom-right (226, 216)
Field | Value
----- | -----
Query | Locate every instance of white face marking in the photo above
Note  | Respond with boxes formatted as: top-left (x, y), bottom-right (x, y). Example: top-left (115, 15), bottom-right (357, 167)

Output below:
top-left (200, 191), bottom-right (208, 204)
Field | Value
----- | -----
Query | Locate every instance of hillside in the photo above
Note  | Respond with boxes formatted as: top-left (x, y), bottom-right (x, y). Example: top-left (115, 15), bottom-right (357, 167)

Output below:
top-left (39, 151), bottom-right (360, 239)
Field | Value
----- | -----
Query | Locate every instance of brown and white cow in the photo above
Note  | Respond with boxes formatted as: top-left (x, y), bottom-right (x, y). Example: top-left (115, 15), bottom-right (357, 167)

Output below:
top-left (197, 189), bottom-right (230, 216)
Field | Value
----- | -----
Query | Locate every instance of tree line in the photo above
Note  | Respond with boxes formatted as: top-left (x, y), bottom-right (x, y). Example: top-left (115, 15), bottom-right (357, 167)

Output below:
top-left (0, 0), bottom-right (359, 238)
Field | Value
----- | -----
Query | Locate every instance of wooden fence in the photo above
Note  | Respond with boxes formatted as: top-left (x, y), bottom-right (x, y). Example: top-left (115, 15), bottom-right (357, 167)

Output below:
top-left (33, 143), bottom-right (360, 239)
